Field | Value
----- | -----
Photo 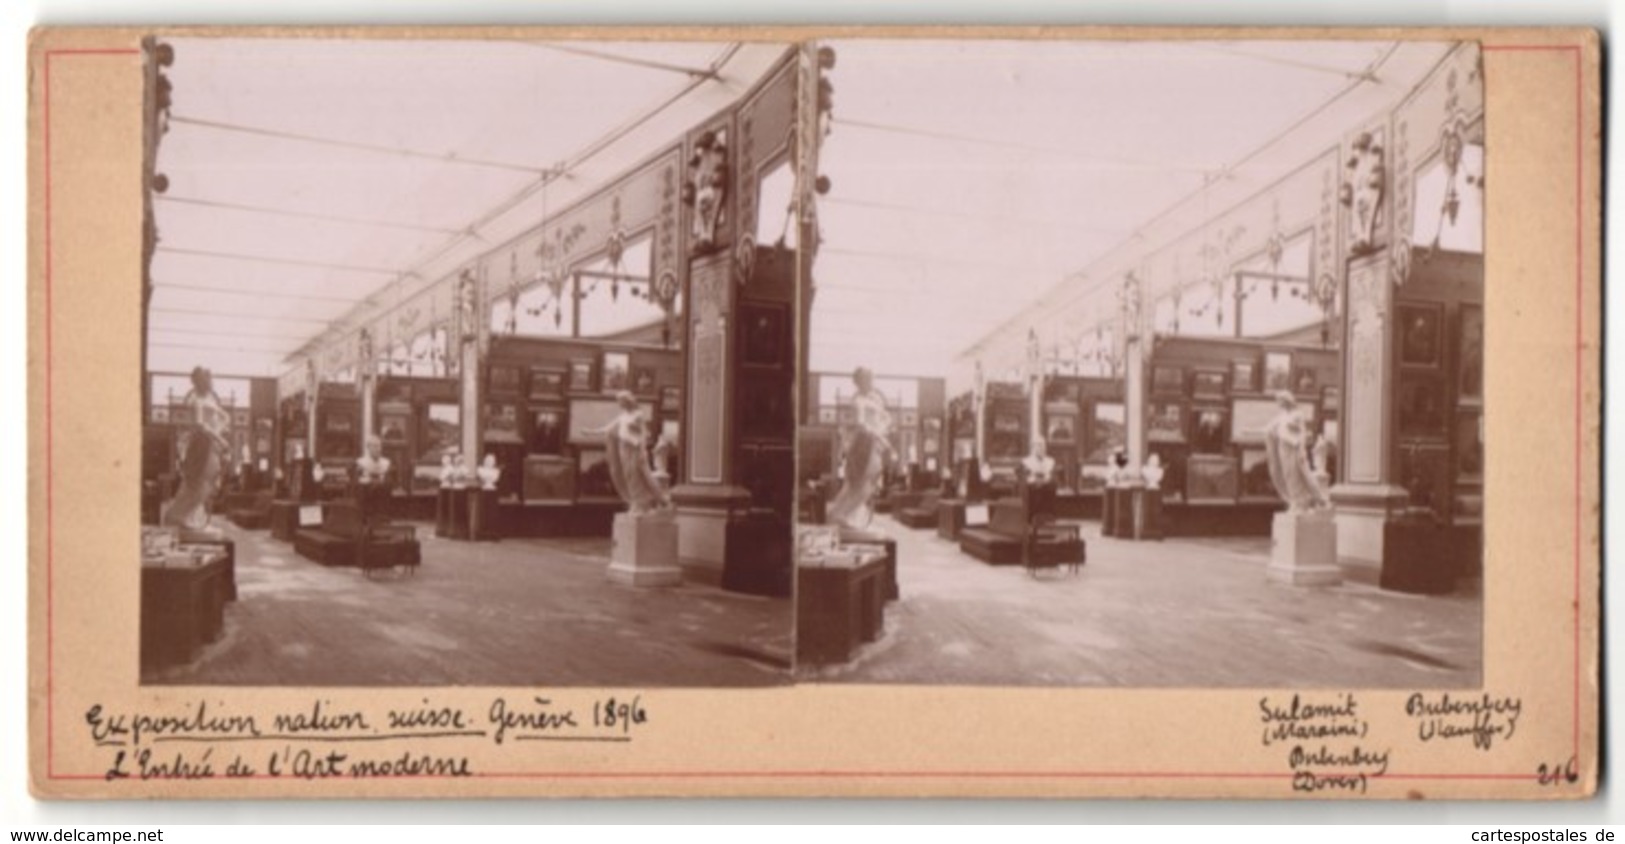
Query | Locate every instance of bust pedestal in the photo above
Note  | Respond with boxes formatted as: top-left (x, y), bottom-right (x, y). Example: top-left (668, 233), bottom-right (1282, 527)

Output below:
top-left (608, 510), bottom-right (682, 587)
top-left (1267, 510), bottom-right (1341, 586)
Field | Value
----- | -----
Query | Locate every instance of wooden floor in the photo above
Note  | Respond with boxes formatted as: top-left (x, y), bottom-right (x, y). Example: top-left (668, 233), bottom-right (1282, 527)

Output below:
top-left (801, 515), bottom-right (1483, 687)
top-left (145, 522), bottom-right (794, 687)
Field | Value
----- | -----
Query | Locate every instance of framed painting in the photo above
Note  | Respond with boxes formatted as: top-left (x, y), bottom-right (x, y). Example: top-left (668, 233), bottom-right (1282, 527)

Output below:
top-left (487, 363), bottom-right (522, 396)
top-left (1186, 454), bottom-right (1239, 504)
top-left (741, 302), bottom-right (788, 368)
top-left (601, 351), bottom-right (631, 392)
top-left (1398, 373), bottom-right (1448, 437)
top-left (1147, 402), bottom-right (1185, 444)
top-left (1398, 302), bottom-right (1444, 368)
top-left (1191, 370), bottom-right (1228, 400)
top-left (567, 358), bottom-right (596, 393)
top-left (1151, 365), bottom-right (1184, 396)
top-left (1231, 358), bottom-right (1257, 393)
top-left (1190, 406), bottom-right (1229, 454)
top-left (1262, 351), bottom-right (1293, 392)
top-left (529, 365), bottom-right (567, 399)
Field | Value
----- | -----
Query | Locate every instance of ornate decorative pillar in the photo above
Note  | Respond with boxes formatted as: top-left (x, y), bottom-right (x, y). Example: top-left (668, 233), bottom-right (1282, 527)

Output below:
top-left (357, 327), bottom-right (376, 449)
top-left (303, 357), bottom-right (318, 461)
top-left (456, 268), bottom-right (482, 475)
top-left (1330, 253), bottom-right (1408, 566)
top-left (1120, 271), bottom-right (1147, 481)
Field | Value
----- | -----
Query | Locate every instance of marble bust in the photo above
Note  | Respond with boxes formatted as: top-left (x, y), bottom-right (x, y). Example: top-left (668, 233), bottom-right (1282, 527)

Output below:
top-left (477, 453), bottom-right (502, 490)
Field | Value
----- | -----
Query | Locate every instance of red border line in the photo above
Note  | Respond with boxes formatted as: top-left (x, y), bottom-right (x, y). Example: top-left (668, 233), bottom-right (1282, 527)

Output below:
top-left (43, 42), bottom-right (1587, 787)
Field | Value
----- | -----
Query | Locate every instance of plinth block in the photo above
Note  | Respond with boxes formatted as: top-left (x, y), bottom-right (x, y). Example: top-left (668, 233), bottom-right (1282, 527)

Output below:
top-left (608, 511), bottom-right (682, 587)
top-left (1268, 510), bottom-right (1342, 586)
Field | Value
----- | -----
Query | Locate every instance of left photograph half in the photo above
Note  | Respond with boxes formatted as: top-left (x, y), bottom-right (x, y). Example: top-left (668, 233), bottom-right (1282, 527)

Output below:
top-left (137, 37), bottom-right (806, 687)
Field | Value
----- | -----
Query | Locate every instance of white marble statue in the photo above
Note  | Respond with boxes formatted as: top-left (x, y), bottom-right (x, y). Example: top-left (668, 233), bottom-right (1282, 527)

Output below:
top-left (1143, 453), bottom-right (1165, 490)
top-left (160, 366), bottom-right (230, 538)
top-left (477, 453), bottom-right (502, 490)
top-left (582, 391), bottom-right (670, 514)
top-left (355, 435), bottom-right (391, 486)
top-left (827, 367), bottom-right (895, 530)
top-left (1264, 392), bottom-right (1330, 512)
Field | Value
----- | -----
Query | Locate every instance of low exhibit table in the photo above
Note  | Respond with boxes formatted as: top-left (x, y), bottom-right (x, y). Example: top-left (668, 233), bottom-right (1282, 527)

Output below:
top-left (140, 544), bottom-right (235, 670)
top-left (796, 545), bottom-right (889, 666)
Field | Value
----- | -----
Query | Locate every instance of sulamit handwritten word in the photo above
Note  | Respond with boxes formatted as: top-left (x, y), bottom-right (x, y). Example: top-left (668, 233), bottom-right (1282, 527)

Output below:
top-left (1258, 694), bottom-right (1367, 746)
top-left (1405, 693), bottom-right (1522, 751)
top-left (87, 702), bottom-right (261, 747)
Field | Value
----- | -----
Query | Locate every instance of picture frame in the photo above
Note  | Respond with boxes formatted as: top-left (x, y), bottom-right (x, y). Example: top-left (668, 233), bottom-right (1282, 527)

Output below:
top-left (151, 405), bottom-right (169, 423)
top-left (487, 363), bottom-right (522, 396)
top-left (1231, 358), bottom-right (1257, 393)
top-left (575, 447), bottom-right (618, 501)
top-left (817, 406), bottom-right (838, 425)
top-left (660, 385), bottom-right (682, 414)
top-left (1190, 406), bottom-right (1229, 454)
top-left (632, 367), bottom-right (657, 395)
top-left (232, 408), bottom-right (251, 428)
top-left (1147, 402), bottom-right (1185, 444)
top-left (1398, 301), bottom-right (1444, 368)
top-left (1292, 367), bottom-right (1318, 395)
top-left (529, 365), bottom-right (567, 399)
top-left (377, 403), bottom-right (410, 446)
top-left (1230, 398), bottom-right (1277, 445)
top-left (419, 402), bottom-right (461, 463)
top-left (1239, 447), bottom-right (1279, 501)
top-left (567, 358), bottom-right (596, 393)
top-left (1458, 302), bottom-right (1484, 402)
top-left (1045, 412), bottom-right (1077, 445)
top-left (1321, 385), bottom-right (1341, 413)
top-left (1086, 401), bottom-right (1126, 463)
top-left (521, 454), bottom-right (575, 504)
top-left (1262, 351), bottom-right (1293, 392)
top-left (1398, 372), bottom-right (1448, 437)
top-left (601, 351), bottom-right (630, 392)
top-left (1185, 454), bottom-right (1239, 504)
top-left (1151, 365), bottom-right (1184, 396)
top-left (1191, 369), bottom-right (1228, 400)
top-left (741, 302), bottom-right (788, 368)
top-left (900, 410), bottom-right (918, 428)
top-left (528, 406), bottom-right (566, 455)
top-left (485, 402), bottom-right (519, 436)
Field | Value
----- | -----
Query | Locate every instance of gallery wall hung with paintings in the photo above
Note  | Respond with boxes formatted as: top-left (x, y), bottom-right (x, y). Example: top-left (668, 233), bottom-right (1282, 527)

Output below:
top-left (29, 27), bottom-right (1599, 801)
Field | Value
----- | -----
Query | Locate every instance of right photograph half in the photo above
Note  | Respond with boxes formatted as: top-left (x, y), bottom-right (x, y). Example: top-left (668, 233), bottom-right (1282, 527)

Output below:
top-left (795, 38), bottom-right (1485, 686)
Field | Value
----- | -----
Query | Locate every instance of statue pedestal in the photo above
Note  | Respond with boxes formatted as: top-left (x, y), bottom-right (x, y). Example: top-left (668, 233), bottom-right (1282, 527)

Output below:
top-left (608, 511), bottom-right (682, 587)
top-left (1267, 510), bottom-right (1341, 586)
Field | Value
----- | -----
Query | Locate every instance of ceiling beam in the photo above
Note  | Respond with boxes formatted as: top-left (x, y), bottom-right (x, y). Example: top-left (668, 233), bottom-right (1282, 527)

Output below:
top-left (152, 282), bottom-right (368, 305)
top-left (157, 194), bottom-right (464, 236)
top-left (156, 245), bottom-right (404, 275)
top-left (169, 114), bottom-right (554, 176)
top-left (529, 43), bottom-right (720, 80)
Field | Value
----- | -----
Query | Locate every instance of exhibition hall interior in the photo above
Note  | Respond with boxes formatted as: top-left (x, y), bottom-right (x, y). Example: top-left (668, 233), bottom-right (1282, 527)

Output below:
top-left (139, 39), bottom-right (808, 685)
top-left (795, 40), bottom-right (1485, 685)
top-left (136, 36), bottom-right (1486, 688)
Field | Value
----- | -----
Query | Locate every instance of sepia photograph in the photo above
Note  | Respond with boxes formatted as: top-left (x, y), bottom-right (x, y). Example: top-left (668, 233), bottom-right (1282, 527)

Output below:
top-left (796, 39), bottom-right (1486, 686)
top-left (25, 22), bottom-right (1599, 803)
top-left (137, 37), bottom-right (804, 687)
